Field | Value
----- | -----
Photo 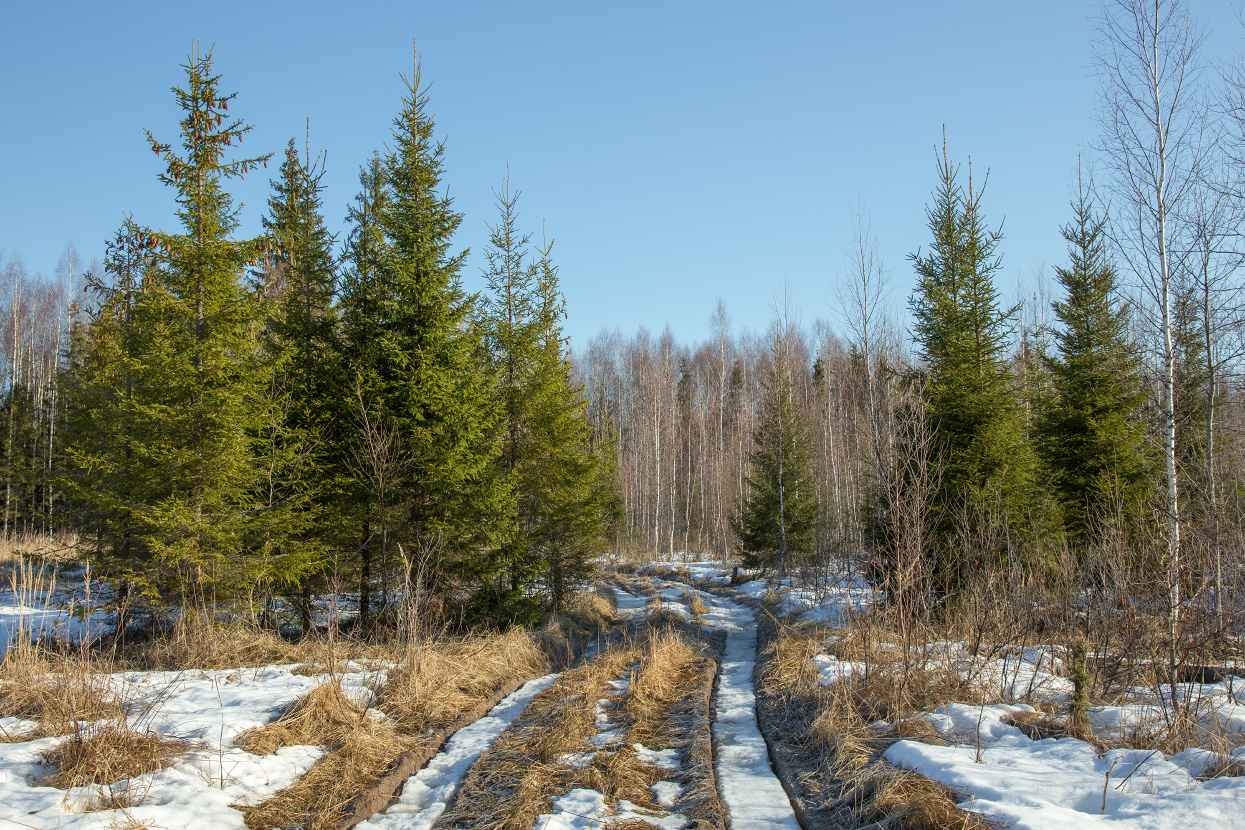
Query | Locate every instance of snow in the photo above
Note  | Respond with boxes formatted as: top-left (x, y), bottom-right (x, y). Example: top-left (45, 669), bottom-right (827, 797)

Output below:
top-left (357, 673), bottom-right (559, 830)
top-left (885, 702), bottom-right (1245, 829)
top-left (0, 662), bottom-right (381, 829)
top-left (533, 788), bottom-right (689, 830)
top-left (0, 585), bottom-right (110, 657)
top-left (666, 583), bottom-right (800, 830)
top-left (611, 586), bottom-right (650, 619)
top-left (736, 570), bottom-right (876, 626)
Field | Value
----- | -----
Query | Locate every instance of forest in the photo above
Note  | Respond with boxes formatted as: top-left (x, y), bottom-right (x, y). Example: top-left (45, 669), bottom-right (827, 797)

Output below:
top-left (5, 2), bottom-right (1245, 828)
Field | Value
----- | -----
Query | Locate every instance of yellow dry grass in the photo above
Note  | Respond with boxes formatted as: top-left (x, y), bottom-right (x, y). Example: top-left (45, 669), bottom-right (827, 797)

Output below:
top-left (243, 623), bottom-right (559, 830)
top-left (0, 532), bottom-right (80, 566)
top-left (0, 645), bottom-right (124, 741)
top-left (380, 627), bottom-right (546, 732)
top-left (40, 721), bottom-right (190, 789)
top-left (240, 680), bottom-right (406, 830)
top-left (441, 624), bottom-right (719, 830)
top-left (762, 619), bottom-right (998, 830)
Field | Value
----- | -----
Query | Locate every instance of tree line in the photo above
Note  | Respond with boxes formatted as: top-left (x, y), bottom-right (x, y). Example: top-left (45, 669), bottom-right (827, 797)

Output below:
top-left (41, 45), bottom-right (616, 629)
top-left (579, 0), bottom-right (1245, 695)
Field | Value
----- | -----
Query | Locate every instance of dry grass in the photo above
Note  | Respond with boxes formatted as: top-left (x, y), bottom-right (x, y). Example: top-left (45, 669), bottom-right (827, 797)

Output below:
top-left (39, 721), bottom-right (190, 789)
top-left (243, 624), bottom-right (558, 830)
top-left (760, 618), bottom-right (999, 829)
top-left (439, 643), bottom-right (645, 829)
top-left (240, 679), bottom-right (407, 830)
top-left (118, 614), bottom-right (361, 672)
top-left (441, 623), bottom-right (722, 830)
top-left (235, 682), bottom-right (378, 756)
top-left (0, 532), bottom-right (80, 566)
top-left (380, 627), bottom-right (546, 732)
top-left (0, 645), bottom-right (124, 741)
top-left (684, 590), bottom-right (707, 617)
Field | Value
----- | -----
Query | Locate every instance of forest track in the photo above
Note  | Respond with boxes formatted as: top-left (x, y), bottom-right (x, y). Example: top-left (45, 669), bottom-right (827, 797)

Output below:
top-left (351, 579), bottom-right (805, 830)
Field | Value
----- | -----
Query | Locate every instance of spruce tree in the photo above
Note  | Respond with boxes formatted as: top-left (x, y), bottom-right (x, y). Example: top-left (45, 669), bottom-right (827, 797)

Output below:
top-left (373, 55), bottom-right (511, 590)
top-left (1039, 185), bottom-right (1151, 550)
top-left (736, 321), bottom-right (818, 575)
top-left (477, 181), bottom-right (615, 616)
top-left (338, 153), bottom-right (392, 624)
top-left (69, 47), bottom-right (274, 606)
top-left (531, 240), bottom-right (615, 609)
top-left (255, 135), bottom-right (342, 619)
top-left (909, 139), bottom-right (1036, 556)
top-left (479, 177), bottom-right (540, 612)
top-left (261, 136), bottom-right (339, 420)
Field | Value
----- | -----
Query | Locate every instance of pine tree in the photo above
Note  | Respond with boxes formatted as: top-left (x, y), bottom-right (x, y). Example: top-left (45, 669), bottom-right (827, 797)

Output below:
top-left (909, 139), bottom-right (1036, 551)
top-left (373, 55), bottom-right (511, 590)
top-left (1039, 185), bottom-right (1152, 550)
top-left (736, 320), bottom-right (818, 575)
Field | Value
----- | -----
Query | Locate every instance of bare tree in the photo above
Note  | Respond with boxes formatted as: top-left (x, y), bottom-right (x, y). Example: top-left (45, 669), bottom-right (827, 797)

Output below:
top-left (1095, 0), bottom-right (1209, 709)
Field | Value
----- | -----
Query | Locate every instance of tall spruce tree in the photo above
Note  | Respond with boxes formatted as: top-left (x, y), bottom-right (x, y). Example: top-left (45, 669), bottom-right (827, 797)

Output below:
top-left (909, 139), bottom-right (1037, 559)
top-left (253, 135), bottom-right (342, 620)
top-left (736, 319), bottom-right (818, 575)
top-left (479, 192), bottom-right (614, 614)
top-left (338, 153), bottom-right (393, 624)
top-left (262, 136), bottom-right (339, 421)
top-left (529, 238), bottom-right (615, 609)
top-left (373, 55), bottom-right (511, 590)
top-left (479, 177), bottom-right (540, 613)
top-left (68, 47), bottom-right (275, 606)
top-left (1039, 185), bottom-right (1151, 550)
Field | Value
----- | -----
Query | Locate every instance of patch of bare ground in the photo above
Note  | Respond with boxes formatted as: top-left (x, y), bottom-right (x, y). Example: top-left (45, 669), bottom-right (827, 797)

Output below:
top-left (435, 620), bottom-right (724, 830)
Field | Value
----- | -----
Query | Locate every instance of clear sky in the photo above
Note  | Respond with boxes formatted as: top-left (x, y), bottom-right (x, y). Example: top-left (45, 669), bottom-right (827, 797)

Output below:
top-left (2, 1), bottom-right (1240, 348)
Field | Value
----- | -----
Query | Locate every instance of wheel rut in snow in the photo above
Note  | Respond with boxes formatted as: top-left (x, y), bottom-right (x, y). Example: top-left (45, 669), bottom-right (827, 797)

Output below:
top-left (431, 618), bottom-right (726, 830)
top-left (642, 578), bottom-right (804, 830)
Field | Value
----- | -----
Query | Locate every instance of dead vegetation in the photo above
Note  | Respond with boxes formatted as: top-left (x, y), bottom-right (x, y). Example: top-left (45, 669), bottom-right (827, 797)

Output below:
top-left (756, 609), bottom-right (1000, 830)
top-left (39, 721), bottom-right (192, 790)
top-left (0, 648), bottom-right (123, 741)
top-left (241, 595), bottom-right (612, 830)
top-left (439, 621), bottom-right (723, 830)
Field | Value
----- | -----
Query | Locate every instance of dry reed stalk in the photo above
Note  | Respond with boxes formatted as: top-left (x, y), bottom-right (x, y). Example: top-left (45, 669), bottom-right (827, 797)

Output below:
top-left (0, 645), bottom-right (124, 741)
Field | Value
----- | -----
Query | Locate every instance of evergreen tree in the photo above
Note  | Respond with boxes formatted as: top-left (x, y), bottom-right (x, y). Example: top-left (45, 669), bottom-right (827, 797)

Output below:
top-left (736, 320), bottom-right (818, 575)
top-left (338, 153), bottom-right (393, 624)
top-left (477, 181), bottom-right (614, 616)
top-left (261, 136), bottom-right (339, 420)
top-left (373, 56), bottom-right (511, 591)
top-left (523, 236), bottom-right (614, 611)
top-left (909, 139), bottom-right (1037, 554)
top-left (479, 177), bottom-right (540, 612)
top-left (67, 47), bottom-right (275, 606)
top-left (255, 135), bottom-right (342, 621)
top-left (1039, 185), bottom-right (1152, 549)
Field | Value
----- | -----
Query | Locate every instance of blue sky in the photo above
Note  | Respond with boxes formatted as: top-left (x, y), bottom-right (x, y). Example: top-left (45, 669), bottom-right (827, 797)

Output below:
top-left (2, 1), bottom-right (1240, 348)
